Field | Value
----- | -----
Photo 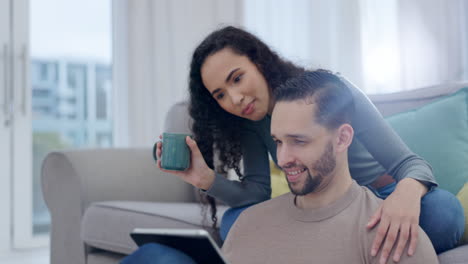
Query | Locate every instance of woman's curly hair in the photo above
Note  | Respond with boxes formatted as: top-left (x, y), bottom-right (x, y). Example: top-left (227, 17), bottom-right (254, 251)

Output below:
top-left (188, 26), bottom-right (305, 231)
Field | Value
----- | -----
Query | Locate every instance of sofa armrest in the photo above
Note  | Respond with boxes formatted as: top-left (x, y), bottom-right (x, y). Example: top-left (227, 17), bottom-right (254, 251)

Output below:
top-left (41, 148), bottom-right (196, 264)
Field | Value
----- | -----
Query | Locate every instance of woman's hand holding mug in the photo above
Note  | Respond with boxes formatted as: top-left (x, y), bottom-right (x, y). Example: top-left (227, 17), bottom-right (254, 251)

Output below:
top-left (154, 134), bottom-right (215, 190)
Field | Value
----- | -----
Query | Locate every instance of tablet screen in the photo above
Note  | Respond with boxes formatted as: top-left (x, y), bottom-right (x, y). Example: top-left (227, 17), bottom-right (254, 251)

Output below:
top-left (130, 228), bottom-right (227, 264)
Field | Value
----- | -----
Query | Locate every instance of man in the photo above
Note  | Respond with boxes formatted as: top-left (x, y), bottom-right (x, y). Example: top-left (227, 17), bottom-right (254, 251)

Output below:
top-left (221, 70), bottom-right (438, 264)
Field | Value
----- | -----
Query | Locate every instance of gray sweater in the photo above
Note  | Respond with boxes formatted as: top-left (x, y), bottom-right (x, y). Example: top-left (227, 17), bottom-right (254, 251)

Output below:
top-left (222, 181), bottom-right (439, 264)
top-left (205, 79), bottom-right (437, 207)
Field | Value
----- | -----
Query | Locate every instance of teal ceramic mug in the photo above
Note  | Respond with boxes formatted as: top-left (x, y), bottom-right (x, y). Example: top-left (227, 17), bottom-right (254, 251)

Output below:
top-left (155, 133), bottom-right (191, 171)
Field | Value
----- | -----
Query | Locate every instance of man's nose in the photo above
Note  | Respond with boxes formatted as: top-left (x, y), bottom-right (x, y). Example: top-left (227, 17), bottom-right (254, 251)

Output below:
top-left (277, 145), bottom-right (294, 168)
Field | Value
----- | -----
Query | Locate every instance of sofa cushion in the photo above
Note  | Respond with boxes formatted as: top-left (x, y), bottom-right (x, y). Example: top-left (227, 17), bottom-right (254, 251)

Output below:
top-left (385, 87), bottom-right (468, 195)
top-left (456, 183), bottom-right (468, 245)
top-left (87, 250), bottom-right (126, 264)
top-left (438, 244), bottom-right (468, 264)
top-left (81, 201), bottom-right (228, 255)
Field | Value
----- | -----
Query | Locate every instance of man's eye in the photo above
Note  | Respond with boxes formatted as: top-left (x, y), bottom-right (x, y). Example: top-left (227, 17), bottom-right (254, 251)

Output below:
top-left (294, 140), bottom-right (305, 145)
top-left (274, 140), bottom-right (282, 145)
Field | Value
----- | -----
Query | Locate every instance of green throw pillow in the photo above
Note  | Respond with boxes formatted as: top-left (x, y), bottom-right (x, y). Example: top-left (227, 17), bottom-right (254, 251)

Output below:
top-left (270, 159), bottom-right (289, 198)
top-left (385, 87), bottom-right (468, 195)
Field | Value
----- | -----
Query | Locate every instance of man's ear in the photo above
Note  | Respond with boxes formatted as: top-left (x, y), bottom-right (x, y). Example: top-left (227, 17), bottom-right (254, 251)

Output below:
top-left (335, 123), bottom-right (354, 153)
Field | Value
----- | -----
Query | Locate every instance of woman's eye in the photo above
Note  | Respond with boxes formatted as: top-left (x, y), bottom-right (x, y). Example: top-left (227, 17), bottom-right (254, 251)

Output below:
top-left (274, 140), bottom-right (282, 145)
top-left (216, 93), bottom-right (225, 100)
top-left (233, 74), bottom-right (243, 83)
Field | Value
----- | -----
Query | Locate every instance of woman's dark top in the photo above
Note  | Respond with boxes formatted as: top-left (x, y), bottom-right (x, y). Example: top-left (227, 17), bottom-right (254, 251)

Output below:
top-left (204, 78), bottom-right (436, 207)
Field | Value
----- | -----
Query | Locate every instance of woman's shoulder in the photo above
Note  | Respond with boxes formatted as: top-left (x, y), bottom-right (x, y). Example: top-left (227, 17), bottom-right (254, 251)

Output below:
top-left (240, 115), bottom-right (272, 140)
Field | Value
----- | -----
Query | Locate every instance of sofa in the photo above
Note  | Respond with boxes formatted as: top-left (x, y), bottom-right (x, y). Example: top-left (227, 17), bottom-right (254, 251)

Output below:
top-left (42, 82), bottom-right (468, 264)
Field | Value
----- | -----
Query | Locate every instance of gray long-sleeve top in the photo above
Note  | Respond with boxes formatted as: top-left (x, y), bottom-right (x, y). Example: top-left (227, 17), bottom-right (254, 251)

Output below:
top-left (205, 78), bottom-right (437, 208)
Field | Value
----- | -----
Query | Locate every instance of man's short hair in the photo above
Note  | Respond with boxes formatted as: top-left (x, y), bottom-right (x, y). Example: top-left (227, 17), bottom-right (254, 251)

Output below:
top-left (274, 69), bottom-right (355, 129)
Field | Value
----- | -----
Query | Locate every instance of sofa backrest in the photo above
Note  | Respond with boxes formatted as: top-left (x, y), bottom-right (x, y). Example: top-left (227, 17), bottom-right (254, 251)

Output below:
top-left (164, 101), bottom-right (193, 134)
top-left (164, 82), bottom-right (468, 131)
top-left (368, 81), bottom-right (468, 117)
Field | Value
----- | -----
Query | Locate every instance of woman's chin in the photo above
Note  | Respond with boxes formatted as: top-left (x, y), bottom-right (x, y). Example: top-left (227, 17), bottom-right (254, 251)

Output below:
top-left (233, 108), bottom-right (266, 121)
top-left (247, 110), bottom-right (267, 121)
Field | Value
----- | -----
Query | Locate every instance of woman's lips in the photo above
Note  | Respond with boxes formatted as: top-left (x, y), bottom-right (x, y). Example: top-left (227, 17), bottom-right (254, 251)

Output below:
top-left (242, 101), bottom-right (255, 115)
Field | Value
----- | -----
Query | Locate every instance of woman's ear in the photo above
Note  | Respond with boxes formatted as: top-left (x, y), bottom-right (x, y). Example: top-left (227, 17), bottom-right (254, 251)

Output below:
top-left (335, 123), bottom-right (354, 153)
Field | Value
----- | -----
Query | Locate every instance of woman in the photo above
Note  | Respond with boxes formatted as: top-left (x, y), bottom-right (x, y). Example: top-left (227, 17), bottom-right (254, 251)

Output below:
top-left (122, 26), bottom-right (464, 264)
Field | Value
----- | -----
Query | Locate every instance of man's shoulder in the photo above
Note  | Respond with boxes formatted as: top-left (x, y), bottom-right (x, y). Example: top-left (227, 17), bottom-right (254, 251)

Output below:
top-left (223, 192), bottom-right (293, 244)
top-left (355, 187), bottom-right (438, 264)
top-left (359, 186), bottom-right (383, 211)
top-left (241, 192), bottom-right (293, 219)
top-left (343, 185), bottom-right (382, 227)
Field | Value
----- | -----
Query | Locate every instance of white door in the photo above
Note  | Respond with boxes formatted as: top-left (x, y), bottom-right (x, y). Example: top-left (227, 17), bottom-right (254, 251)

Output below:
top-left (12, 0), bottom-right (113, 248)
top-left (11, 0), bottom-right (41, 248)
top-left (0, 0), bottom-right (114, 251)
top-left (0, 0), bottom-right (12, 254)
top-left (0, 0), bottom-right (42, 250)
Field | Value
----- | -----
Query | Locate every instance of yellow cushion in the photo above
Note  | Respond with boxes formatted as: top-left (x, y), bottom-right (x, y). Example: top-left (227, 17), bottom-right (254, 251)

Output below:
top-left (456, 183), bottom-right (468, 244)
top-left (270, 160), bottom-right (290, 198)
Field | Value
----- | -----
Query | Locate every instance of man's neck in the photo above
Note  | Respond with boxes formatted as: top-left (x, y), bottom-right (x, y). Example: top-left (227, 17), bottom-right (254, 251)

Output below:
top-left (295, 165), bottom-right (353, 210)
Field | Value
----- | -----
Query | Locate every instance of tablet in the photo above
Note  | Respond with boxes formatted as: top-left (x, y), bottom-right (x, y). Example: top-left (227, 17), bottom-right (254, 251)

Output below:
top-left (130, 228), bottom-right (228, 264)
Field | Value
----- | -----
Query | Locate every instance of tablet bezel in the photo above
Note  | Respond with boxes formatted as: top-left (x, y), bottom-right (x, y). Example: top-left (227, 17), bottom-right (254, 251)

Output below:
top-left (130, 228), bottom-right (228, 264)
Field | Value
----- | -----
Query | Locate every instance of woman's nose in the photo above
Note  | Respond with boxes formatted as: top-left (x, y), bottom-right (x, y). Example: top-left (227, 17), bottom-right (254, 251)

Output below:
top-left (229, 90), bottom-right (245, 105)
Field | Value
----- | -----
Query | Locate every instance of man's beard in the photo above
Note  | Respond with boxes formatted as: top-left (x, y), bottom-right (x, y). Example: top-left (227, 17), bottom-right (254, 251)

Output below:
top-left (288, 142), bottom-right (337, 196)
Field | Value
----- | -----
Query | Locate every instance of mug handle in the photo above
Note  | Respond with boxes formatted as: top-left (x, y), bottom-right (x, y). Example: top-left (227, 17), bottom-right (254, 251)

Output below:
top-left (152, 141), bottom-right (159, 163)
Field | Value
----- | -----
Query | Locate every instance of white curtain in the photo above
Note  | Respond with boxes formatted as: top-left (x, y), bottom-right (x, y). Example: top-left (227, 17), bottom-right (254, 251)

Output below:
top-left (115, 0), bottom-right (468, 146)
top-left (361, 0), bottom-right (468, 92)
top-left (113, 0), bottom-right (243, 147)
top-left (244, 0), bottom-right (468, 93)
top-left (243, 0), bottom-right (365, 91)
top-left (359, 0), bottom-right (401, 93)
top-left (397, 0), bottom-right (468, 90)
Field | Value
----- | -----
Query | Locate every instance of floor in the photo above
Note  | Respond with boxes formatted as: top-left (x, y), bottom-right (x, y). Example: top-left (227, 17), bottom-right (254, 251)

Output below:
top-left (0, 247), bottom-right (49, 264)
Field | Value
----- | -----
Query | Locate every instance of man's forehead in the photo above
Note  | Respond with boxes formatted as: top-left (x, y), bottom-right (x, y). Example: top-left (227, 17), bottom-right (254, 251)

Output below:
top-left (271, 100), bottom-right (318, 135)
top-left (272, 100), bottom-right (316, 118)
